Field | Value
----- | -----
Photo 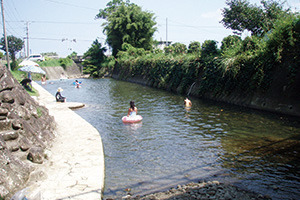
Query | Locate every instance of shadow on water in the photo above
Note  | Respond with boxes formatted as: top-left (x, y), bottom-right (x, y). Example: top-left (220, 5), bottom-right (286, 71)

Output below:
top-left (39, 78), bottom-right (300, 200)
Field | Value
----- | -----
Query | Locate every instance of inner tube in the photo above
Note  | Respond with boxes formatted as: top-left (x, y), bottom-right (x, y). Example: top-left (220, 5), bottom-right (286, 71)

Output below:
top-left (122, 115), bottom-right (143, 123)
top-left (73, 81), bottom-right (82, 85)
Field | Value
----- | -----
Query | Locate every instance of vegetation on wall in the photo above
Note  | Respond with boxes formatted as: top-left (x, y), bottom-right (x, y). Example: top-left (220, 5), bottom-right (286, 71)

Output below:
top-left (82, 0), bottom-right (299, 99)
top-left (114, 13), bottom-right (299, 97)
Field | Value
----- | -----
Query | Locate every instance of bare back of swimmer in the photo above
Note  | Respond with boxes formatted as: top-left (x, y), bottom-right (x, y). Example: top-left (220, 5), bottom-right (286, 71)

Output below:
top-left (184, 97), bottom-right (192, 107)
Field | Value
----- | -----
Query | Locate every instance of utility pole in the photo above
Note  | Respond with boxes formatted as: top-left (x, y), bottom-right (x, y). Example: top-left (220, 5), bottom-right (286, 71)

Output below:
top-left (1, 0), bottom-right (10, 70)
top-left (166, 18), bottom-right (168, 46)
top-left (26, 21), bottom-right (29, 57)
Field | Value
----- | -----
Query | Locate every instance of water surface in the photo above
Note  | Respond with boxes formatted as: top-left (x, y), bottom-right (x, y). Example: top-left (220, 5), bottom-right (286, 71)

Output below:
top-left (40, 78), bottom-right (300, 200)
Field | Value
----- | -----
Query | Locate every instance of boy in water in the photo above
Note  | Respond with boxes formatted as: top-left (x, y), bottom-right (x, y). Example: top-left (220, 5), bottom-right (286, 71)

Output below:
top-left (184, 97), bottom-right (192, 107)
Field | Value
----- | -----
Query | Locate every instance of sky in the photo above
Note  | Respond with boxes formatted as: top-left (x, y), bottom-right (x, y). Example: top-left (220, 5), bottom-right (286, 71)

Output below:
top-left (1, 0), bottom-right (299, 57)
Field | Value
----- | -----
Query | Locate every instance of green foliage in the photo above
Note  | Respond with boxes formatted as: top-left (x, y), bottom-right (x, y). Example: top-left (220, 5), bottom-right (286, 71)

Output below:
top-left (67, 51), bottom-right (78, 59)
top-left (264, 14), bottom-right (300, 85)
top-left (96, 0), bottom-right (156, 56)
top-left (221, 35), bottom-right (242, 52)
top-left (37, 59), bottom-right (60, 67)
top-left (164, 45), bottom-right (174, 55)
top-left (188, 41), bottom-right (201, 54)
top-left (82, 39), bottom-right (107, 77)
top-left (10, 69), bottom-right (27, 82)
top-left (10, 69), bottom-right (39, 96)
top-left (59, 58), bottom-right (73, 70)
top-left (172, 43), bottom-right (187, 55)
top-left (36, 107), bottom-right (43, 118)
top-left (112, 5), bottom-right (298, 99)
top-left (0, 35), bottom-right (24, 70)
top-left (221, 0), bottom-right (289, 36)
top-left (38, 57), bottom-right (74, 69)
top-left (201, 40), bottom-right (220, 58)
top-left (0, 51), bottom-right (3, 59)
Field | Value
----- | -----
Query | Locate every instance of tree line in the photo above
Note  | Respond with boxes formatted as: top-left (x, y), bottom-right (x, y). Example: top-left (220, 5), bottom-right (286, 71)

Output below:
top-left (81, 0), bottom-right (299, 97)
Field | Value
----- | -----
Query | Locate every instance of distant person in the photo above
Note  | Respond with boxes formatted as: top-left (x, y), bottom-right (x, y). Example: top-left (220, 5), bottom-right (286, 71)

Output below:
top-left (127, 101), bottom-right (138, 117)
top-left (60, 73), bottom-right (67, 80)
top-left (55, 87), bottom-right (66, 102)
top-left (20, 78), bottom-right (32, 92)
top-left (184, 97), bottom-right (192, 107)
top-left (75, 80), bottom-right (81, 88)
top-left (41, 75), bottom-right (47, 85)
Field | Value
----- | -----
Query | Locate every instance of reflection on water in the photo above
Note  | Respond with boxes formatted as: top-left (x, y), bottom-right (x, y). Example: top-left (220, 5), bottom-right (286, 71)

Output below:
top-left (39, 78), bottom-right (300, 200)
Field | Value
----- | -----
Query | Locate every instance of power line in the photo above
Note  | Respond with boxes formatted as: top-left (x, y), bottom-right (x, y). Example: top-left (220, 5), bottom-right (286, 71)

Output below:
top-left (7, 20), bottom-right (100, 25)
top-left (3, 2), bottom-right (24, 37)
top-left (30, 37), bottom-right (95, 42)
top-left (9, 0), bottom-right (23, 20)
top-left (42, 0), bottom-right (98, 11)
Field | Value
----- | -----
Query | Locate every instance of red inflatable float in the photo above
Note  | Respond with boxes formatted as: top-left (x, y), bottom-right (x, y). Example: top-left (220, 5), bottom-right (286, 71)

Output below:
top-left (122, 115), bottom-right (143, 123)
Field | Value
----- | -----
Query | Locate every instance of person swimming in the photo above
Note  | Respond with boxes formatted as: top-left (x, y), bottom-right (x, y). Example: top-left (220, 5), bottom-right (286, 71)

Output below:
top-left (184, 97), bottom-right (192, 107)
top-left (75, 80), bottom-right (81, 88)
top-left (127, 101), bottom-right (138, 117)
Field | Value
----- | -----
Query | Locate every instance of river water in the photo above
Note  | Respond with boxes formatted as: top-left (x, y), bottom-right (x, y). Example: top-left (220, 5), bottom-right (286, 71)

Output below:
top-left (39, 78), bottom-right (300, 200)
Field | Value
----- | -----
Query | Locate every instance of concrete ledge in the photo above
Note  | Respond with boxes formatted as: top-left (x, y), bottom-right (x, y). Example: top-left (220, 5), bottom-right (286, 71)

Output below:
top-left (55, 102), bottom-right (86, 110)
top-left (29, 81), bottom-right (105, 200)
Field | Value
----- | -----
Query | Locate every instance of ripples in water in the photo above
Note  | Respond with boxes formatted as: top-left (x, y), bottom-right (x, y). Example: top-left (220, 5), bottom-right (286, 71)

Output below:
top-left (40, 78), bottom-right (300, 200)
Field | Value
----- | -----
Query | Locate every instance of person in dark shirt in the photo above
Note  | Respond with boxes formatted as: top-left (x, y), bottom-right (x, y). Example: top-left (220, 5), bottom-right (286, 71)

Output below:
top-left (20, 78), bottom-right (32, 91)
top-left (55, 87), bottom-right (66, 102)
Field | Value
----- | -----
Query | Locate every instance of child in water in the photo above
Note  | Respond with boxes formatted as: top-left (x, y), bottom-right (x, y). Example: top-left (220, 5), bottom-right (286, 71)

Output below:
top-left (184, 97), bottom-right (192, 107)
top-left (75, 80), bottom-right (81, 88)
top-left (127, 101), bottom-right (138, 117)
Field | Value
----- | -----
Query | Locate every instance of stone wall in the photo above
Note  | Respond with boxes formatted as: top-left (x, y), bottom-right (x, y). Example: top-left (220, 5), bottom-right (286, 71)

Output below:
top-left (0, 65), bottom-right (56, 199)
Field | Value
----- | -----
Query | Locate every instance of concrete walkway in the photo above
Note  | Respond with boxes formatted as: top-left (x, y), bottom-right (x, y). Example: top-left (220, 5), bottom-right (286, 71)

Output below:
top-left (29, 82), bottom-right (105, 200)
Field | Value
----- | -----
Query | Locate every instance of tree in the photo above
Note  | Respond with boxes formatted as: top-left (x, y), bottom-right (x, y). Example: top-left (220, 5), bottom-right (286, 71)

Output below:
top-left (0, 35), bottom-right (24, 70)
top-left (82, 39), bottom-right (107, 77)
top-left (96, 0), bottom-right (157, 56)
top-left (188, 41), bottom-right (201, 54)
top-left (68, 51), bottom-right (78, 59)
top-left (220, 35), bottom-right (242, 52)
top-left (172, 43), bottom-right (187, 55)
top-left (201, 40), bottom-right (219, 58)
top-left (221, 0), bottom-right (289, 36)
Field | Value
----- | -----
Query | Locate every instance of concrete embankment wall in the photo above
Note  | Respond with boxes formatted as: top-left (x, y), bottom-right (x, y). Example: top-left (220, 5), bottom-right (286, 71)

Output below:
top-left (41, 63), bottom-right (83, 80)
top-left (112, 69), bottom-right (300, 117)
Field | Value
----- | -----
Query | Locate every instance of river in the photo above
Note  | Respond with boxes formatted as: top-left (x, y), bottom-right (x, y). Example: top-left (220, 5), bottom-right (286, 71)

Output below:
top-left (39, 78), bottom-right (300, 200)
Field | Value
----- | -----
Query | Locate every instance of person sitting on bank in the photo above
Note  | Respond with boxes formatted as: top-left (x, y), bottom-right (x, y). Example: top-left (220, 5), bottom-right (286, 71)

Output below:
top-left (184, 97), bottom-right (192, 107)
top-left (20, 78), bottom-right (32, 92)
top-left (55, 87), bottom-right (66, 102)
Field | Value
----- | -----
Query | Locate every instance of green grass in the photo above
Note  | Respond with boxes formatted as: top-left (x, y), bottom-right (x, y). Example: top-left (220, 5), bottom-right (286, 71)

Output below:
top-left (36, 107), bottom-right (43, 117)
top-left (10, 70), bottom-right (39, 96)
top-left (37, 59), bottom-right (61, 67)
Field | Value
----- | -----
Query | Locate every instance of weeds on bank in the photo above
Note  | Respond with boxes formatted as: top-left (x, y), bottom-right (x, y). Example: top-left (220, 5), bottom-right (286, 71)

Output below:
top-left (10, 70), bottom-right (39, 96)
